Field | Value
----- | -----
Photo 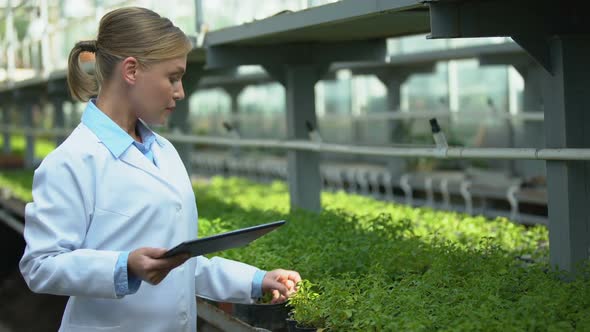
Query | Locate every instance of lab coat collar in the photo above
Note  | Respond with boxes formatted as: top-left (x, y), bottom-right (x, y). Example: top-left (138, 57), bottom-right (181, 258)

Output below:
top-left (119, 141), bottom-right (166, 183)
top-left (81, 99), bottom-right (166, 159)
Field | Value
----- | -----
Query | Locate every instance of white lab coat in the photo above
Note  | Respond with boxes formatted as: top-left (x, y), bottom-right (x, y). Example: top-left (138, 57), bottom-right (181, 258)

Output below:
top-left (19, 123), bottom-right (258, 332)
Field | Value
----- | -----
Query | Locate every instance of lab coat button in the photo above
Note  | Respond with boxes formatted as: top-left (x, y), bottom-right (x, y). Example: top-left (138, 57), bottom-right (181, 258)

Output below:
top-left (176, 205), bottom-right (182, 212)
top-left (180, 312), bottom-right (188, 321)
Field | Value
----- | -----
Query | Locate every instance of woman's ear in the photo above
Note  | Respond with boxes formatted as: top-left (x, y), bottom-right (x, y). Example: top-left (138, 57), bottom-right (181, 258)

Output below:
top-left (121, 57), bottom-right (139, 85)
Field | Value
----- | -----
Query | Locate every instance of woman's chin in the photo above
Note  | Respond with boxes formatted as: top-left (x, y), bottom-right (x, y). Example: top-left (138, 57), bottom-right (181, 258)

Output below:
top-left (140, 117), bottom-right (167, 128)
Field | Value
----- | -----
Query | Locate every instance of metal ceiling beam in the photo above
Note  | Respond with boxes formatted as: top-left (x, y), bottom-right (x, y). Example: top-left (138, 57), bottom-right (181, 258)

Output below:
top-left (205, 40), bottom-right (386, 70)
top-left (424, 0), bottom-right (590, 73)
top-left (205, 0), bottom-right (429, 46)
top-left (424, 0), bottom-right (590, 38)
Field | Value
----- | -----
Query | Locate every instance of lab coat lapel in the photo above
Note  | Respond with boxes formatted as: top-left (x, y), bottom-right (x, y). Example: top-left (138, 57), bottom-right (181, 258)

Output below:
top-left (151, 142), bottom-right (171, 180)
top-left (119, 145), bottom-right (166, 183)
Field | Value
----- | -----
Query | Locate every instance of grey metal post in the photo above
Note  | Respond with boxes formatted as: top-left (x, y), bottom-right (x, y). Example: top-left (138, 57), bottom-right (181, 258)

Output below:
top-left (169, 71), bottom-right (202, 176)
top-left (52, 96), bottom-right (67, 146)
top-left (48, 79), bottom-right (69, 147)
top-left (347, 76), bottom-right (360, 146)
top-left (5, 0), bottom-right (16, 81)
top-left (195, 0), bottom-right (204, 33)
top-left (13, 87), bottom-right (42, 169)
top-left (377, 71), bottom-right (410, 178)
top-left (170, 99), bottom-right (193, 175)
top-left (377, 71), bottom-right (409, 143)
top-left (2, 101), bottom-right (12, 155)
top-left (206, 39), bottom-right (386, 212)
top-left (514, 62), bottom-right (545, 179)
top-left (542, 36), bottom-right (590, 273)
top-left (223, 86), bottom-right (244, 130)
top-left (22, 99), bottom-right (36, 169)
top-left (281, 65), bottom-right (325, 212)
top-left (39, 0), bottom-right (51, 76)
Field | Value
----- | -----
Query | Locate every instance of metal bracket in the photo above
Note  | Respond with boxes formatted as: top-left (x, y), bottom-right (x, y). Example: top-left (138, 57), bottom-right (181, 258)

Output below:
top-left (460, 180), bottom-right (472, 215)
top-left (400, 173), bottom-right (413, 206)
top-left (507, 183), bottom-right (521, 222)
top-left (425, 177), bottom-right (434, 207)
top-left (440, 177), bottom-right (451, 210)
top-left (511, 36), bottom-right (553, 74)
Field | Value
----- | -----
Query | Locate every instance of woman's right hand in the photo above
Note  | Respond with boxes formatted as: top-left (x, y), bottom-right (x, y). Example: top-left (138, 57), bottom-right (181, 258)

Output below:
top-left (128, 247), bottom-right (190, 285)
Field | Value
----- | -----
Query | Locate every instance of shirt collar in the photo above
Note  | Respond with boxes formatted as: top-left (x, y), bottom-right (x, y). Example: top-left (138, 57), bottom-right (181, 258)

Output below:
top-left (81, 99), bottom-right (165, 158)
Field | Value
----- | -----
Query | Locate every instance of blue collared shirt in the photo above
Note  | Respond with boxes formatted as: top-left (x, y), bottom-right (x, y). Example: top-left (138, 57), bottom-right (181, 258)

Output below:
top-left (81, 100), bottom-right (266, 299)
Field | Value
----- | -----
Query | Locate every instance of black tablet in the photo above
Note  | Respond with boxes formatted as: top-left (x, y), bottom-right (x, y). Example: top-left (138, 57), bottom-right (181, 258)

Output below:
top-left (161, 220), bottom-right (286, 258)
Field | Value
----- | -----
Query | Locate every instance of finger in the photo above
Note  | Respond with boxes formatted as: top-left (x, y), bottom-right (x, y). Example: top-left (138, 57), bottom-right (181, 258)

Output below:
top-left (272, 294), bottom-right (288, 304)
top-left (288, 271), bottom-right (302, 284)
top-left (151, 254), bottom-right (189, 270)
top-left (285, 279), bottom-right (295, 291)
top-left (149, 270), bottom-right (170, 285)
top-left (166, 254), bottom-right (190, 269)
top-left (271, 281), bottom-right (289, 298)
top-left (146, 273), bottom-right (161, 285)
top-left (270, 289), bottom-right (280, 303)
top-left (141, 247), bottom-right (168, 258)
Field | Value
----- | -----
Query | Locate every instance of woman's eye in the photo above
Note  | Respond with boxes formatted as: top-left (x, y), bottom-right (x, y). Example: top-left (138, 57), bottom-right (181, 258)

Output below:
top-left (169, 77), bottom-right (179, 84)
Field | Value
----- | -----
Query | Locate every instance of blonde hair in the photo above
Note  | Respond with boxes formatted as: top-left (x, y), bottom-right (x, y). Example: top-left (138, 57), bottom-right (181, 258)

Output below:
top-left (67, 7), bottom-right (192, 101)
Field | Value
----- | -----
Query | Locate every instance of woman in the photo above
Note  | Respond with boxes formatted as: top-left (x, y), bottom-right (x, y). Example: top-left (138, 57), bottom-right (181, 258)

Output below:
top-left (19, 7), bottom-right (300, 332)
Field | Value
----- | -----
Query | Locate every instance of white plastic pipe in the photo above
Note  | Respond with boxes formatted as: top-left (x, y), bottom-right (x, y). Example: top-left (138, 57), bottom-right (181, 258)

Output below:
top-left (163, 133), bottom-right (590, 161)
top-left (2, 126), bottom-right (588, 162)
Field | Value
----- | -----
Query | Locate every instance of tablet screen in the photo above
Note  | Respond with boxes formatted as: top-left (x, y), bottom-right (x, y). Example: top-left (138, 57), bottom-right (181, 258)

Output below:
top-left (162, 220), bottom-right (286, 258)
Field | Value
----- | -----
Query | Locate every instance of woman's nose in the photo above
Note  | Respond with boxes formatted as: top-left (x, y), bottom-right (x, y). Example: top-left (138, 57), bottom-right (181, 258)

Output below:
top-left (174, 81), bottom-right (185, 101)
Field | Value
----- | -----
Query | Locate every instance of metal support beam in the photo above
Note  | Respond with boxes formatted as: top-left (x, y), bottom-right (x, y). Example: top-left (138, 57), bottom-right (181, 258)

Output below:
top-left (1, 99), bottom-right (13, 155)
top-left (479, 51), bottom-right (547, 179)
top-left (376, 70), bottom-right (410, 142)
top-left (5, 0), bottom-right (16, 81)
top-left (48, 78), bottom-right (70, 147)
top-left (513, 62), bottom-right (546, 179)
top-left (22, 100), bottom-right (35, 169)
top-left (376, 72), bottom-right (405, 111)
top-left (169, 67), bottom-right (204, 175)
top-left (195, 0), bottom-right (204, 34)
top-left (269, 64), bottom-right (326, 212)
top-left (511, 37), bottom-right (552, 73)
top-left (206, 41), bottom-right (386, 70)
top-left (375, 66), bottom-right (432, 175)
top-left (377, 70), bottom-right (411, 176)
top-left (39, 0), bottom-right (51, 76)
top-left (51, 96), bottom-right (67, 147)
top-left (427, 1), bottom-right (590, 273)
top-left (13, 86), bottom-right (44, 169)
top-left (206, 39), bottom-right (386, 212)
top-left (541, 36), bottom-right (590, 273)
top-left (425, 0), bottom-right (590, 39)
top-left (223, 86), bottom-right (244, 131)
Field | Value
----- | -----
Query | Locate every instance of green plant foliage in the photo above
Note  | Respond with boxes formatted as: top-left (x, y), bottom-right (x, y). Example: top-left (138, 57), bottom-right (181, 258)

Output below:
top-left (0, 135), bottom-right (56, 159)
top-left (1, 172), bottom-right (587, 331)
top-left (193, 177), bottom-right (587, 331)
top-left (0, 169), bottom-right (34, 202)
top-left (288, 280), bottom-right (323, 328)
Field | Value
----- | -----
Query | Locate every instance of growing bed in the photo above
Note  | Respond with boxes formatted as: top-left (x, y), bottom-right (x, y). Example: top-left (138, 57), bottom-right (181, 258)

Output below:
top-left (0, 171), bottom-right (588, 331)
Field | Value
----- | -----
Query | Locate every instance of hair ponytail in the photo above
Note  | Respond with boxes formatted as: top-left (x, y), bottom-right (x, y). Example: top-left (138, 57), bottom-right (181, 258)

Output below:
top-left (67, 40), bottom-right (99, 102)
top-left (66, 7), bottom-right (192, 102)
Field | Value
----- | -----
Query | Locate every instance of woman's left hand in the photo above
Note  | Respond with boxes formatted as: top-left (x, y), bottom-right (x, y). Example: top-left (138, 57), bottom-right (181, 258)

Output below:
top-left (261, 269), bottom-right (301, 303)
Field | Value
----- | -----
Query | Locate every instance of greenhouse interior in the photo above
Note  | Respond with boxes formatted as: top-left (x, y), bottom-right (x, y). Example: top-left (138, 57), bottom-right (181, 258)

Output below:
top-left (0, 0), bottom-right (589, 331)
